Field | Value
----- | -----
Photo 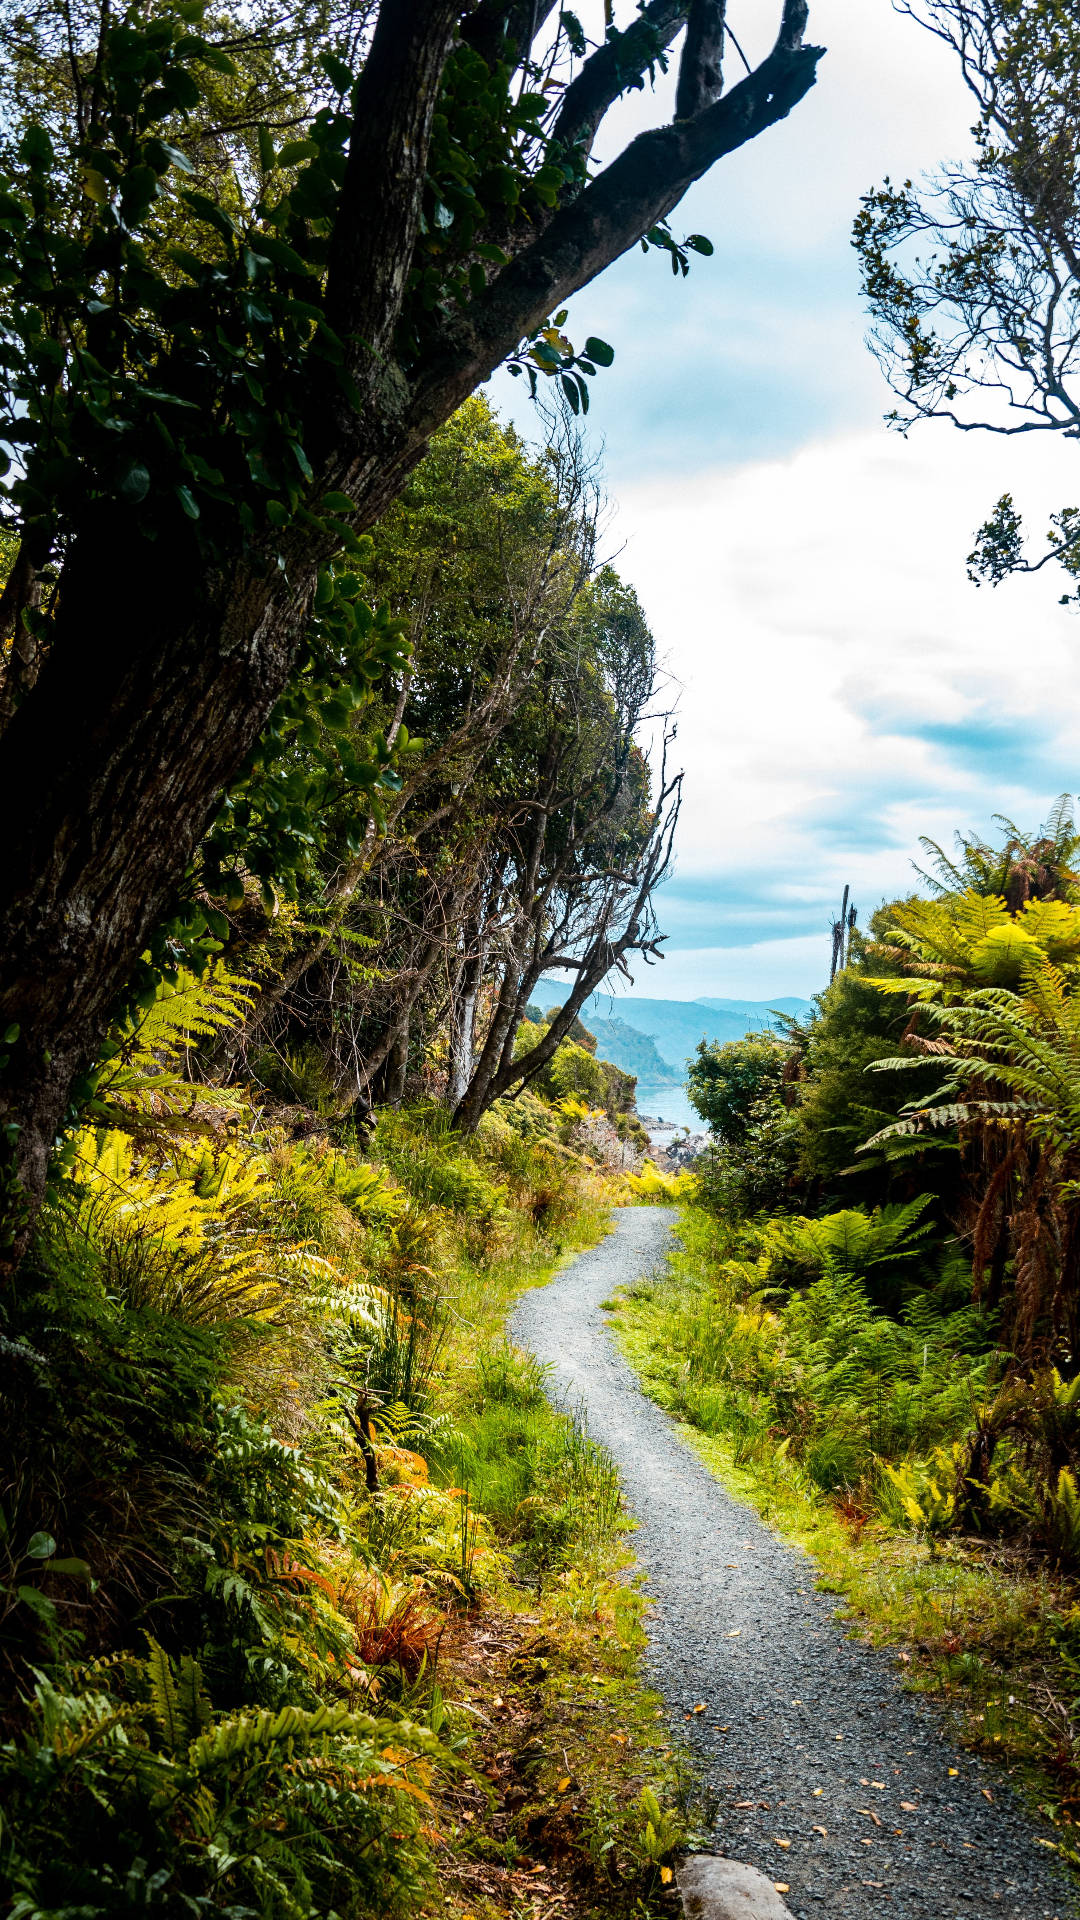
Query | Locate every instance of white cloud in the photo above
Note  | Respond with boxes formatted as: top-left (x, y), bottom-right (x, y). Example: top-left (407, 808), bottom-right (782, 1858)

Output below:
top-left (614, 423), bottom-right (1080, 997)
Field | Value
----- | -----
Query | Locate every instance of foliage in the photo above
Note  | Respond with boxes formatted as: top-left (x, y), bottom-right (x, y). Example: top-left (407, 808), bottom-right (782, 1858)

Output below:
top-left (622, 1160), bottom-right (698, 1206)
top-left (1, 1651), bottom-right (442, 1918)
top-left (0, 939), bottom-right (651, 1913)
top-left (687, 1030), bottom-right (789, 1142)
top-left (854, 0), bottom-right (1080, 599)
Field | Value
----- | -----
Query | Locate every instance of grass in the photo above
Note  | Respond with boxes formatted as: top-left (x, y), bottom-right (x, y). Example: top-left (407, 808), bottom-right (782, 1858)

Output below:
top-left (610, 1203), bottom-right (1080, 1868)
top-left (421, 1194), bottom-right (701, 1919)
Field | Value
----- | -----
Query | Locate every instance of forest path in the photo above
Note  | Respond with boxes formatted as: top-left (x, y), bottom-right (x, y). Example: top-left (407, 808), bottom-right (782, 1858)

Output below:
top-left (510, 1207), bottom-right (1077, 1920)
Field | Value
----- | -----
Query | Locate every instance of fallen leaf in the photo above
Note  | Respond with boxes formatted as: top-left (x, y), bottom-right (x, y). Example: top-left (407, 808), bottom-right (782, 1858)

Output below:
top-left (900, 1801), bottom-right (918, 1812)
top-left (660, 1867), bottom-right (673, 1886)
top-left (734, 1800), bottom-right (755, 1809)
top-left (774, 1885), bottom-right (790, 1895)
top-left (860, 1837), bottom-right (873, 1846)
top-left (948, 1768), bottom-right (958, 1777)
top-left (812, 1824), bottom-right (828, 1837)
top-left (982, 1788), bottom-right (993, 1802)
top-left (871, 1781), bottom-right (885, 1789)
top-left (857, 1809), bottom-right (882, 1827)
top-left (727, 1629), bottom-right (742, 1638)
top-left (775, 1837), bottom-right (791, 1849)
top-left (813, 1788), bottom-right (823, 1797)
top-left (692, 1703), bottom-right (706, 1713)
top-left (492, 1696), bottom-right (504, 1708)
top-left (556, 1777), bottom-right (571, 1794)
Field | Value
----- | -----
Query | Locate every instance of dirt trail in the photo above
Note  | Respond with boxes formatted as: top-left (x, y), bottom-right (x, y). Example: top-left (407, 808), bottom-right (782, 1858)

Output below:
top-left (510, 1207), bottom-right (1078, 1920)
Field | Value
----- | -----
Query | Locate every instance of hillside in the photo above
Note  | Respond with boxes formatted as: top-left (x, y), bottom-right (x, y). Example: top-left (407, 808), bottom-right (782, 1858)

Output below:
top-left (542, 989), bottom-right (815, 1077)
top-left (586, 1016), bottom-right (684, 1084)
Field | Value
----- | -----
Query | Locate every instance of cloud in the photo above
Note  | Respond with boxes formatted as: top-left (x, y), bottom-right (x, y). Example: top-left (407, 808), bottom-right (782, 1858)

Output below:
top-left (616, 424), bottom-right (1080, 998)
top-left (485, 3), bottom-right (1080, 1003)
top-left (492, 0), bottom-right (978, 483)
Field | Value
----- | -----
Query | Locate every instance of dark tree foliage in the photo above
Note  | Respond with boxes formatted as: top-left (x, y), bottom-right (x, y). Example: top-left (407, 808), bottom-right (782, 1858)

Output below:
top-left (0, 0), bottom-right (824, 1247)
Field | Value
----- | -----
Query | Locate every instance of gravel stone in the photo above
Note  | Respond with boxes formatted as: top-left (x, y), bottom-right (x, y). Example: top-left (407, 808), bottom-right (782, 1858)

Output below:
top-left (510, 1207), bottom-right (1079, 1920)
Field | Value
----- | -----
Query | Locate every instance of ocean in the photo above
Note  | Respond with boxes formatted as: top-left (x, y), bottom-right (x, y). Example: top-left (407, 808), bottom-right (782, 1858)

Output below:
top-left (632, 1080), bottom-right (699, 1132)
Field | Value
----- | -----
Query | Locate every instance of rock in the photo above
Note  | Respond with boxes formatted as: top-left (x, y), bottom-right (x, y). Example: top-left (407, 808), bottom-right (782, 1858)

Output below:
top-left (677, 1856), bottom-right (796, 1920)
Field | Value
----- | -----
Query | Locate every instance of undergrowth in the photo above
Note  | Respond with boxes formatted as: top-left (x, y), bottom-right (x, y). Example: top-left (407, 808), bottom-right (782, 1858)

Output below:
top-left (614, 1204), bottom-right (1080, 1862)
top-left (0, 965), bottom-right (681, 1919)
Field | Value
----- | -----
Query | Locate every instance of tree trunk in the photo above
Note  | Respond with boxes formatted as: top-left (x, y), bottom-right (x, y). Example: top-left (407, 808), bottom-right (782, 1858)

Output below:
top-left (0, 1), bottom-right (820, 1253)
top-left (0, 513), bottom-right (312, 1241)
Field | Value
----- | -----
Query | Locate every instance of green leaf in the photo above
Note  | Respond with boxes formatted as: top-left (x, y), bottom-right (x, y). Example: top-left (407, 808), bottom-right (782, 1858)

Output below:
top-left (686, 233), bottom-right (714, 255)
top-left (42, 1557), bottom-right (91, 1578)
top-left (257, 124), bottom-right (276, 174)
top-left (319, 50), bottom-right (354, 93)
top-left (320, 491), bottom-right (354, 514)
top-left (119, 461), bottom-right (151, 504)
top-left (16, 1586), bottom-right (57, 1624)
top-left (83, 169), bottom-right (110, 204)
top-left (148, 138), bottom-right (194, 175)
top-left (3, 1023), bottom-right (19, 1044)
top-left (289, 440), bottom-right (313, 482)
top-left (199, 47), bottom-right (237, 75)
top-left (19, 125), bottom-right (54, 166)
top-left (277, 139), bottom-right (320, 167)
top-left (583, 336), bottom-right (614, 366)
top-left (175, 485), bottom-right (200, 519)
top-left (27, 1532), bottom-right (56, 1559)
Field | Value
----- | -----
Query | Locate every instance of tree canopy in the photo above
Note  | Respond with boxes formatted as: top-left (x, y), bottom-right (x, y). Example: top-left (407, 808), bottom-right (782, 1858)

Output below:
top-left (0, 0), bottom-right (823, 1245)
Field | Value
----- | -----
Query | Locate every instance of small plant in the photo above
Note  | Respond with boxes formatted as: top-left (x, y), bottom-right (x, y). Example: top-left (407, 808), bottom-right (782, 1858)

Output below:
top-left (623, 1158), bottom-right (698, 1204)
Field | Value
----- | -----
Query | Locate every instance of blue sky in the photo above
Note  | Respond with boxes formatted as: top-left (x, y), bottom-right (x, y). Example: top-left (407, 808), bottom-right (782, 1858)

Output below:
top-left (491, 0), bottom-right (1080, 1003)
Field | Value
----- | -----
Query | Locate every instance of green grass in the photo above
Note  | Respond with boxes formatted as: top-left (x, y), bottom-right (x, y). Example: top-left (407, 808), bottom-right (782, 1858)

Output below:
top-left (611, 1204), bottom-right (1080, 1863)
top-left (424, 1196), bottom-right (704, 1917)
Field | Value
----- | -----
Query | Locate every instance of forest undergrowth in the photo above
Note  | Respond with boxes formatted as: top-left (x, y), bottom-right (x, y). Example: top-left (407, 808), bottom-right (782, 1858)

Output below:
top-left (0, 966), bottom-right (690, 1920)
top-left (614, 1204), bottom-right (1080, 1866)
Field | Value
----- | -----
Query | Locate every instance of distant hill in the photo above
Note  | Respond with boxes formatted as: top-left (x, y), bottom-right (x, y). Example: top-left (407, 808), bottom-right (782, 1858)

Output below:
top-left (694, 996), bottom-right (813, 1018)
top-left (541, 987), bottom-right (814, 1078)
top-left (586, 1016), bottom-right (683, 1085)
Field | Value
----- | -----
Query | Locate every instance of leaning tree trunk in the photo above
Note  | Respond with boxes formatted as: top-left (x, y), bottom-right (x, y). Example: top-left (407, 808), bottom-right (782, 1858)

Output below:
top-left (0, 495), bottom-right (354, 1245)
top-left (0, 0), bottom-right (821, 1255)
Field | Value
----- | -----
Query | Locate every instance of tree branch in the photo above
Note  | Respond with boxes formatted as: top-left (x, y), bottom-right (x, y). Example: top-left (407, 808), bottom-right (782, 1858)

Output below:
top-left (460, 1), bottom-right (559, 73)
top-left (675, 0), bottom-right (726, 121)
top-left (324, 0), bottom-right (461, 371)
top-left (408, 8), bottom-right (823, 438)
top-left (549, 1), bottom-right (687, 161)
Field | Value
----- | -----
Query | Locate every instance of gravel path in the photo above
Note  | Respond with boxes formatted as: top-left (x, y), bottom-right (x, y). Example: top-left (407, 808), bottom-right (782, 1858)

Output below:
top-left (510, 1207), bottom-right (1079, 1920)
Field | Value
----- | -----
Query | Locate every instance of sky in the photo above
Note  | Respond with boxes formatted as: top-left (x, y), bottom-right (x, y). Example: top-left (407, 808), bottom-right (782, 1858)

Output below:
top-left (489, 0), bottom-right (1080, 1005)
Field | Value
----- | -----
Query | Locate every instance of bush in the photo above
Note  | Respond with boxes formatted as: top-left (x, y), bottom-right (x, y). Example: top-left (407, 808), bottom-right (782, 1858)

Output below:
top-left (622, 1160), bottom-right (698, 1205)
top-left (0, 1654), bottom-right (439, 1919)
